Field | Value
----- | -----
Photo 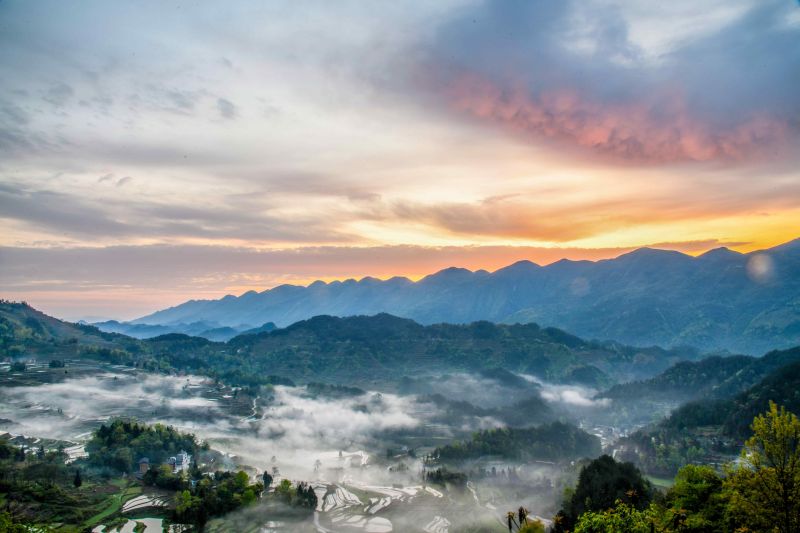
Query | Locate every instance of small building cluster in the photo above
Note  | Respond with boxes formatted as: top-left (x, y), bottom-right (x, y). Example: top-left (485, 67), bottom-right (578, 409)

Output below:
top-left (136, 450), bottom-right (192, 477)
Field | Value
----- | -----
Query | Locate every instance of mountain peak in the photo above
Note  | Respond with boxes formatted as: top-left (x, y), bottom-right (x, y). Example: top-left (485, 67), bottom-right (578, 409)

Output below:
top-left (422, 266), bottom-right (473, 282)
top-left (494, 259), bottom-right (541, 274)
top-left (698, 247), bottom-right (742, 260)
top-left (616, 247), bottom-right (690, 262)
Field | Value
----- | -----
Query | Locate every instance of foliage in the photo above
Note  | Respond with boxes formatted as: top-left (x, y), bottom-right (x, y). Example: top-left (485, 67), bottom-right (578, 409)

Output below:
top-left (0, 300), bottom-right (701, 388)
top-left (0, 439), bottom-right (119, 528)
top-left (431, 422), bottom-right (601, 464)
top-left (86, 419), bottom-right (199, 473)
top-left (621, 358), bottom-right (800, 476)
top-left (425, 467), bottom-right (468, 488)
top-left (565, 404), bottom-right (800, 533)
top-left (724, 401), bottom-right (800, 533)
top-left (573, 501), bottom-right (658, 533)
top-left (555, 455), bottom-right (652, 532)
top-left (173, 470), bottom-right (263, 525)
top-left (0, 511), bottom-right (39, 533)
top-left (518, 521), bottom-right (545, 533)
top-left (143, 464), bottom-right (188, 491)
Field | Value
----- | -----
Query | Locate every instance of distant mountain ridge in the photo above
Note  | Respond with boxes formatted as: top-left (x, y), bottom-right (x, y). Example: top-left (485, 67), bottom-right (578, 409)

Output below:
top-left (0, 301), bottom-right (698, 387)
top-left (92, 319), bottom-right (276, 341)
top-left (130, 239), bottom-right (800, 353)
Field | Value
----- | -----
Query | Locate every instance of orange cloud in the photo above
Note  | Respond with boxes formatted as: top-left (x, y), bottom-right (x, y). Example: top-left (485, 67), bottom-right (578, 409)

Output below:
top-left (443, 71), bottom-right (791, 163)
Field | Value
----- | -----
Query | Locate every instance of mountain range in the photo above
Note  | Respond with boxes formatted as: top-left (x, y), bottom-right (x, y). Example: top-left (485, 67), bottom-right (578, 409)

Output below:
top-left (1, 301), bottom-right (697, 387)
top-left (122, 239), bottom-right (800, 353)
top-left (90, 319), bottom-right (276, 341)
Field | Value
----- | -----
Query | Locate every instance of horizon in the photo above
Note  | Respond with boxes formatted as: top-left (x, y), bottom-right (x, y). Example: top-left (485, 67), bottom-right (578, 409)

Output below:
top-left (1, 0), bottom-right (799, 320)
top-left (19, 236), bottom-right (798, 323)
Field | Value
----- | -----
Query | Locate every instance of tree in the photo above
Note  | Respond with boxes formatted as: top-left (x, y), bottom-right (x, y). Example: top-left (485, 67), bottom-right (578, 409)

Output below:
top-left (518, 521), bottom-right (545, 533)
top-left (0, 511), bottom-right (33, 533)
top-left (664, 465), bottom-right (728, 532)
top-left (573, 501), bottom-right (657, 533)
top-left (555, 455), bottom-right (652, 532)
top-left (276, 478), bottom-right (293, 503)
top-left (725, 401), bottom-right (800, 533)
top-left (73, 468), bottom-right (82, 488)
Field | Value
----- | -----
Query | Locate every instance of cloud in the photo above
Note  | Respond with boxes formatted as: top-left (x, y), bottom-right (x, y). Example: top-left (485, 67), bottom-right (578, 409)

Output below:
top-left (43, 82), bottom-right (74, 107)
top-left (0, 181), bottom-right (355, 243)
top-left (423, 0), bottom-right (800, 163)
top-left (216, 97), bottom-right (237, 120)
top-left (0, 373), bottom-right (429, 479)
top-left (521, 375), bottom-right (610, 408)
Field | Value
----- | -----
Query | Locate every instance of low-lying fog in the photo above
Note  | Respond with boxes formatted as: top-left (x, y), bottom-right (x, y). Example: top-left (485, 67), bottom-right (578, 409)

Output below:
top-left (0, 367), bottom-right (634, 531)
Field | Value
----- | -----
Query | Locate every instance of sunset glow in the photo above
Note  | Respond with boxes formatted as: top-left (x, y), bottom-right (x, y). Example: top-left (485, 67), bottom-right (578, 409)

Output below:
top-left (1, 0), bottom-right (798, 319)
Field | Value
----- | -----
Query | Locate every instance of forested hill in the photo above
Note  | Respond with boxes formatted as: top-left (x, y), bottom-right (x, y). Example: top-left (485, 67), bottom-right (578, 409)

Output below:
top-left (0, 300), bottom-right (140, 358)
top-left (617, 351), bottom-right (800, 476)
top-left (132, 238), bottom-right (800, 353)
top-left (221, 313), bottom-right (698, 385)
top-left (2, 301), bottom-right (697, 387)
top-left (662, 359), bottom-right (800, 439)
top-left (602, 346), bottom-right (800, 403)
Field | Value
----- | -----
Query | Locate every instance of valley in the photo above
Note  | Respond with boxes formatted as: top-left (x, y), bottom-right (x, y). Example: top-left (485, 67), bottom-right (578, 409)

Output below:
top-left (4, 300), bottom-right (798, 531)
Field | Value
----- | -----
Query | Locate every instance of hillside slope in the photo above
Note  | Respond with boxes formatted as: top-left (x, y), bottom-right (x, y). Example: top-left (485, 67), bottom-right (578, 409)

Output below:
top-left (602, 346), bottom-right (800, 403)
top-left (1, 302), bottom-right (697, 387)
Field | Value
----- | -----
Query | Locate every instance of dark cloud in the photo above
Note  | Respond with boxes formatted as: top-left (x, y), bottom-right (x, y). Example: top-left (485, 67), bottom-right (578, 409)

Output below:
top-left (0, 181), bottom-right (354, 243)
top-left (423, 0), bottom-right (800, 163)
top-left (43, 82), bottom-right (74, 107)
top-left (0, 102), bottom-right (30, 124)
top-left (216, 97), bottom-right (237, 119)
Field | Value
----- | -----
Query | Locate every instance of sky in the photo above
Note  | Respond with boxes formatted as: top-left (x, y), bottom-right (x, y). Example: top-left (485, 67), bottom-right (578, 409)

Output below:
top-left (0, 0), bottom-right (799, 320)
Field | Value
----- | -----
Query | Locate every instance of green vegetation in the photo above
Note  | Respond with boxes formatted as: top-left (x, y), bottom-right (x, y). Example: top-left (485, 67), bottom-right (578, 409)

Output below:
top-left (620, 358), bottom-right (800, 475)
top-left (430, 422), bottom-right (601, 464)
top-left (724, 402), bottom-right (800, 533)
top-left (1, 301), bottom-right (699, 388)
top-left (425, 467), bottom-right (468, 488)
top-left (0, 436), bottom-right (140, 530)
top-left (603, 347), bottom-right (800, 404)
top-left (0, 511), bottom-right (39, 532)
top-left (553, 455), bottom-right (652, 532)
top-left (559, 402), bottom-right (800, 533)
top-left (0, 417), bottom-right (320, 531)
top-left (174, 470), bottom-right (264, 526)
top-left (304, 382), bottom-right (366, 398)
top-left (86, 419), bottom-right (202, 473)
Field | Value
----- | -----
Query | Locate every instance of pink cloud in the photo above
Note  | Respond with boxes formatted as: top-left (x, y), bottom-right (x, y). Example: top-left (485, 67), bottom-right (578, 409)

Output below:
top-left (442, 71), bottom-right (790, 163)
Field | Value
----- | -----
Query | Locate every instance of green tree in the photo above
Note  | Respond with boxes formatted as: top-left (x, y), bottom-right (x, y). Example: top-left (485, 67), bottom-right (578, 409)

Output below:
top-left (664, 465), bottom-right (728, 532)
top-left (518, 520), bottom-right (545, 533)
top-left (573, 501), bottom-right (657, 533)
top-left (0, 511), bottom-right (35, 533)
top-left (555, 455), bottom-right (652, 532)
top-left (725, 401), bottom-right (800, 533)
top-left (275, 478), bottom-right (294, 503)
top-left (73, 468), bottom-right (82, 488)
